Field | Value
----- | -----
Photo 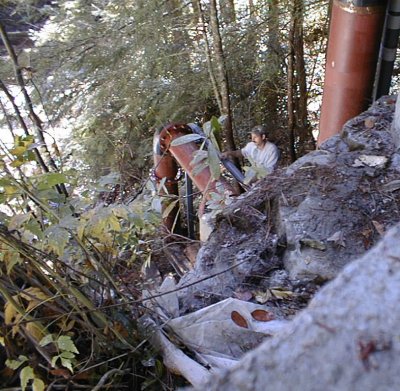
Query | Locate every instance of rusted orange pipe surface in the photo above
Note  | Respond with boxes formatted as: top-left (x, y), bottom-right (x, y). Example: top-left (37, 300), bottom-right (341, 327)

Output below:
top-left (159, 123), bottom-right (236, 198)
top-left (318, 0), bottom-right (388, 146)
top-left (153, 123), bottom-right (238, 230)
top-left (153, 129), bottom-right (180, 231)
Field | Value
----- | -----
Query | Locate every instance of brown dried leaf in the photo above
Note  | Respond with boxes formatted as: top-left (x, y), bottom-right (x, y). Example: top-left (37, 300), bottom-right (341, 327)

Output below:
top-left (50, 368), bottom-right (71, 379)
top-left (254, 290), bottom-right (272, 304)
top-left (251, 309), bottom-right (275, 322)
top-left (364, 116), bottom-right (376, 129)
top-left (270, 289), bottom-right (294, 300)
top-left (113, 321), bottom-right (129, 337)
top-left (233, 290), bottom-right (253, 301)
top-left (231, 311), bottom-right (248, 328)
top-left (372, 220), bottom-right (385, 236)
top-left (183, 243), bottom-right (200, 265)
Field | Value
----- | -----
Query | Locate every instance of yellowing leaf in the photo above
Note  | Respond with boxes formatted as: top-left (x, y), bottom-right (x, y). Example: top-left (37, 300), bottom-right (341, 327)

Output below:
top-left (5, 251), bottom-right (22, 275)
top-left (20, 366), bottom-right (34, 391)
top-left (5, 288), bottom-right (48, 340)
top-left (6, 355), bottom-right (28, 370)
top-left (254, 290), bottom-right (272, 304)
top-left (4, 185), bottom-right (19, 196)
top-left (58, 319), bottom-right (75, 332)
top-left (111, 205), bottom-right (129, 219)
top-left (10, 146), bottom-right (27, 156)
top-left (270, 289), bottom-right (294, 299)
top-left (162, 199), bottom-right (179, 219)
top-left (33, 378), bottom-right (45, 391)
top-left (26, 322), bottom-right (45, 343)
top-left (5, 298), bottom-right (22, 325)
top-left (20, 287), bottom-right (50, 312)
top-left (107, 214), bottom-right (121, 232)
top-left (10, 159), bottom-right (25, 168)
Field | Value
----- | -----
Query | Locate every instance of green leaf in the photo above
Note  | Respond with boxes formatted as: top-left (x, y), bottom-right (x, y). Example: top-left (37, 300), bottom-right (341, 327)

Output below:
top-left (98, 172), bottom-right (120, 187)
top-left (60, 351), bottom-right (75, 359)
top-left (0, 178), bottom-right (12, 187)
top-left (37, 188), bottom-right (65, 203)
top-left (37, 173), bottom-right (68, 190)
top-left (44, 226), bottom-right (69, 256)
top-left (6, 355), bottom-right (28, 370)
top-left (210, 116), bottom-right (221, 134)
top-left (6, 251), bottom-right (22, 275)
top-left (207, 144), bottom-right (221, 180)
top-left (170, 134), bottom-right (203, 146)
top-left (58, 215), bottom-right (80, 230)
top-left (60, 357), bottom-right (74, 373)
top-left (51, 356), bottom-right (59, 367)
top-left (25, 220), bottom-right (45, 239)
top-left (39, 334), bottom-right (54, 347)
top-left (8, 213), bottom-right (31, 231)
top-left (20, 365), bottom-right (34, 391)
top-left (57, 335), bottom-right (79, 354)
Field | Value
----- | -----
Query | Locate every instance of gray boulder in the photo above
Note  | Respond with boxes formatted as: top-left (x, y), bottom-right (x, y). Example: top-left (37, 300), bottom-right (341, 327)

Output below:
top-left (190, 222), bottom-right (400, 391)
top-left (176, 96), bottom-right (400, 312)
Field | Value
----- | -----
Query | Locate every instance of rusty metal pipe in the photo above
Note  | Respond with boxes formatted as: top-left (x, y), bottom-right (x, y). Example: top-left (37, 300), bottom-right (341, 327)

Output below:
top-left (374, 0), bottom-right (400, 100)
top-left (159, 124), bottom-right (236, 197)
top-left (154, 123), bottom-right (239, 233)
top-left (318, 0), bottom-right (388, 146)
top-left (153, 129), bottom-right (180, 232)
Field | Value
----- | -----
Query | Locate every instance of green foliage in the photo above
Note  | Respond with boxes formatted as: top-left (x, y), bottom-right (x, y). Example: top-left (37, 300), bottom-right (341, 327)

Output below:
top-left (0, 134), bottom-right (162, 388)
top-left (6, 356), bottom-right (45, 390)
top-left (40, 334), bottom-right (79, 373)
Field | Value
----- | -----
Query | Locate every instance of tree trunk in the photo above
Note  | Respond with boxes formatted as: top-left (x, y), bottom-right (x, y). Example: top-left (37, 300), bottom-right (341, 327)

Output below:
top-left (209, 0), bottom-right (236, 152)
top-left (265, 0), bottom-right (282, 131)
top-left (219, 0), bottom-right (236, 24)
top-left (293, 0), bottom-right (315, 154)
top-left (195, 0), bottom-right (223, 112)
top-left (248, 0), bottom-right (256, 17)
top-left (287, 9), bottom-right (297, 163)
top-left (0, 22), bottom-right (68, 198)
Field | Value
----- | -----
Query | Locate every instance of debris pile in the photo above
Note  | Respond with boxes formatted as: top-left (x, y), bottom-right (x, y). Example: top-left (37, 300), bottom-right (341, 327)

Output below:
top-left (141, 95), bottom-right (400, 388)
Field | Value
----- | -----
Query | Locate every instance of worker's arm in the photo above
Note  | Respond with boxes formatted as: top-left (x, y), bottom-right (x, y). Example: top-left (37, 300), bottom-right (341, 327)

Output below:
top-left (220, 149), bottom-right (243, 160)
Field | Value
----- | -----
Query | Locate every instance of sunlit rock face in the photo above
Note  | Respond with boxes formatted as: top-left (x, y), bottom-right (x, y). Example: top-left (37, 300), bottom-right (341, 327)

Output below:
top-left (177, 95), bottom-right (400, 313)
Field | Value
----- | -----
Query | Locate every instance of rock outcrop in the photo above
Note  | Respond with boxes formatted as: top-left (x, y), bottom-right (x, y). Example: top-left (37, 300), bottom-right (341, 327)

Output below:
top-left (190, 222), bottom-right (400, 391)
top-left (177, 96), bottom-right (400, 314)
